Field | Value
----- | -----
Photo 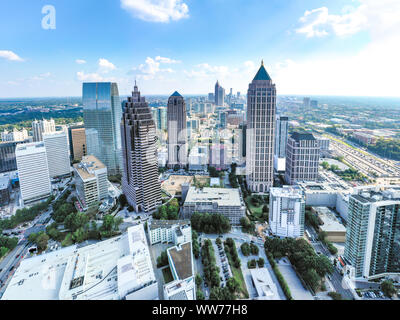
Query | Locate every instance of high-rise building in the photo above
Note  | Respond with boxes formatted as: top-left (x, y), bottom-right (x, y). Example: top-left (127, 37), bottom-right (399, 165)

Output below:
top-left (152, 107), bottom-right (167, 131)
top-left (344, 186), bottom-right (400, 279)
top-left (1, 128), bottom-right (29, 142)
top-left (32, 119), bottom-right (56, 142)
top-left (167, 91), bottom-right (187, 169)
top-left (269, 186), bottom-right (305, 238)
top-left (85, 128), bottom-right (100, 158)
top-left (15, 142), bottom-right (52, 205)
top-left (68, 125), bottom-right (87, 161)
top-left (274, 116), bottom-right (289, 172)
top-left (74, 155), bottom-right (108, 210)
top-left (82, 82), bottom-right (122, 175)
top-left (285, 132), bottom-right (320, 185)
top-left (120, 83), bottom-right (162, 213)
top-left (310, 100), bottom-right (318, 108)
top-left (237, 124), bottom-right (247, 166)
top-left (246, 61), bottom-right (276, 193)
top-left (303, 97), bottom-right (310, 108)
top-left (0, 140), bottom-right (31, 173)
top-left (209, 143), bottom-right (227, 170)
top-left (43, 132), bottom-right (71, 178)
top-left (215, 81), bottom-right (225, 106)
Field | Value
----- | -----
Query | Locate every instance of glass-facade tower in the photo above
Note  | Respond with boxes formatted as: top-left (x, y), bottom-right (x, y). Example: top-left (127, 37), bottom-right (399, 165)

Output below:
top-left (83, 82), bottom-right (122, 175)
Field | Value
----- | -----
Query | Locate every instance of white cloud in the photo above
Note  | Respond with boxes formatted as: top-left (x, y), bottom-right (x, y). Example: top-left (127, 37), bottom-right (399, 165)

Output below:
top-left (131, 57), bottom-right (175, 80)
top-left (98, 58), bottom-right (116, 73)
top-left (75, 59), bottom-right (87, 64)
top-left (155, 56), bottom-right (181, 64)
top-left (0, 50), bottom-right (24, 62)
top-left (120, 0), bottom-right (189, 23)
top-left (76, 71), bottom-right (104, 82)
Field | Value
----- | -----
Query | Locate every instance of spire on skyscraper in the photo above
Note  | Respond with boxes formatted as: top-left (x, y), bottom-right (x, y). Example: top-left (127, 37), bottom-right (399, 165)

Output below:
top-left (253, 60), bottom-right (272, 81)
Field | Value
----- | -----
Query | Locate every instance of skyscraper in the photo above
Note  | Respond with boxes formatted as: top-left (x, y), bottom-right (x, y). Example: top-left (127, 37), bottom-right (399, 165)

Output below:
top-left (32, 119), bottom-right (56, 142)
top-left (167, 91), bottom-right (187, 169)
top-left (68, 125), bottom-right (87, 161)
top-left (120, 83), bottom-right (162, 213)
top-left (274, 116), bottom-right (289, 172)
top-left (82, 82), bottom-right (122, 175)
top-left (215, 81), bottom-right (225, 106)
top-left (285, 132), bottom-right (320, 185)
top-left (344, 187), bottom-right (400, 279)
top-left (246, 61), bottom-right (276, 193)
top-left (43, 132), bottom-right (71, 178)
top-left (16, 142), bottom-right (52, 205)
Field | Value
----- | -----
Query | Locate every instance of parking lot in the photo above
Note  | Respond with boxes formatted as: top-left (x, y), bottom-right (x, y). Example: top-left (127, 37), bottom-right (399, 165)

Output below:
top-left (212, 239), bottom-right (233, 288)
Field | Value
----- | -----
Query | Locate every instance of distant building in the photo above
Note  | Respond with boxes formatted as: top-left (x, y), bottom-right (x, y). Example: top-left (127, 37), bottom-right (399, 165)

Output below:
top-left (120, 82), bottom-right (162, 213)
top-left (188, 145), bottom-right (208, 171)
top-left (182, 187), bottom-right (246, 225)
top-left (0, 139), bottom-right (31, 173)
top-left (274, 116), bottom-right (288, 172)
top-left (153, 106), bottom-right (167, 131)
top-left (303, 97), bottom-right (310, 108)
top-left (1, 128), bottom-right (29, 142)
top-left (167, 92), bottom-right (187, 169)
top-left (148, 220), bottom-right (192, 246)
top-left (16, 142), bottom-right (52, 205)
top-left (209, 144), bottom-right (227, 170)
top-left (83, 82), bottom-right (122, 175)
top-left (43, 132), bottom-right (71, 178)
top-left (269, 186), bottom-right (305, 238)
top-left (237, 124), bottom-right (247, 166)
top-left (310, 100), bottom-right (318, 108)
top-left (68, 125), bottom-right (86, 161)
top-left (285, 132), bottom-right (320, 185)
top-left (215, 81), bottom-right (225, 106)
top-left (32, 119), bottom-right (56, 142)
top-left (74, 155), bottom-right (108, 210)
top-left (344, 186), bottom-right (400, 280)
top-left (246, 61), bottom-right (276, 193)
top-left (164, 242), bottom-right (195, 300)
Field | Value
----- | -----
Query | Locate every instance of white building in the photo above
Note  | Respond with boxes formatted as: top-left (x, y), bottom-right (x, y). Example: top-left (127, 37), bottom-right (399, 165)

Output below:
top-left (164, 242), bottom-right (195, 300)
top-left (269, 186), bottom-right (305, 238)
top-left (188, 145), bottom-right (208, 171)
top-left (1, 225), bottom-right (158, 300)
top-left (182, 187), bottom-right (246, 225)
top-left (32, 118), bottom-right (56, 142)
top-left (250, 268), bottom-right (279, 300)
top-left (43, 132), bottom-right (71, 178)
top-left (148, 220), bottom-right (192, 246)
top-left (1, 128), bottom-right (29, 142)
top-left (73, 155), bottom-right (108, 210)
top-left (15, 142), bottom-right (52, 205)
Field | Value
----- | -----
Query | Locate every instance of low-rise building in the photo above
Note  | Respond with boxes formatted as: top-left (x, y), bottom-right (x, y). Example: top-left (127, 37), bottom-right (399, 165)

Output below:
top-left (250, 268), bottom-right (279, 300)
top-left (164, 242), bottom-right (195, 300)
top-left (1, 225), bottom-right (158, 300)
top-left (311, 206), bottom-right (346, 242)
top-left (73, 155), bottom-right (108, 210)
top-left (182, 187), bottom-right (246, 225)
top-left (148, 220), bottom-right (192, 246)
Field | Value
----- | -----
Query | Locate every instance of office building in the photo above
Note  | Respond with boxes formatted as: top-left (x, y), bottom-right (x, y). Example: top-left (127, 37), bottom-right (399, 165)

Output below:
top-left (311, 207), bottom-right (346, 243)
top-left (0, 140), bottom-right (31, 173)
top-left (15, 142), bottom-right (52, 205)
top-left (1, 128), bottom-right (29, 142)
top-left (43, 132), bottom-right (71, 178)
top-left (83, 82), bottom-right (122, 175)
top-left (274, 116), bottom-right (289, 172)
top-left (120, 82), bottom-right (162, 213)
top-left (215, 81), bottom-right (225, 106)
top-left (208, 93), bottom-right (215, 102)
top-left (0, 176), bottom-right (11, 206)
top-left (269, 186), bottom-right (305, 238)
top-left (73, 155), bottom-right (108, 210)
top-left (285, 132), bottom-right (320, 185)
top-left (1, 225), bottom-right (158, 300)
top-left (237, 124), bottom-right (247, 166)
top-left (209, 143), bottom-right (227, 170)
top-left (310, 100), bottom-right (318, 108)
top-left (188, 145), bottom-right (208, 171)
top-left (167, 92), bottom-right (187, 168)
top-left (344, 186), bottom-right (400, 279)
top-left (164, 242), bottom-right (195, 300)
top-left (182, 187), bottom-right (246, 224)
top-left (153, 107), bottom-right (167, 131)
top-left (68, 125), bottom-right (86, 161)
top-left (32, 119), bottom-right (56, 142)
top-left (246, 61), bottom-right (276, 193)
top-left (148, 220), bottom-right (192, 245)
top-left (303, 97), bottom-right (310, 107)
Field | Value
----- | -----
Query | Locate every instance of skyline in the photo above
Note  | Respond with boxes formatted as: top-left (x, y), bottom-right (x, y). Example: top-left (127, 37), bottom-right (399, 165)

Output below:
top-left (0, 0), bottom-right (400, 98)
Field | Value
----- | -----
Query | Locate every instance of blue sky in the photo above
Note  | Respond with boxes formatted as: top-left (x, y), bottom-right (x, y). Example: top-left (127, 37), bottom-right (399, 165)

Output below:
top-left (0, 0), bottom-right (399, 97)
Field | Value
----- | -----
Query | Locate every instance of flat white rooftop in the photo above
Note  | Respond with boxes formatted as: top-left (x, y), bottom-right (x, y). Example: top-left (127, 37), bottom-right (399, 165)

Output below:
top-left (184, 187), bottom-right (242, 207)
top-left (250, 268), bottom-right (279, 300)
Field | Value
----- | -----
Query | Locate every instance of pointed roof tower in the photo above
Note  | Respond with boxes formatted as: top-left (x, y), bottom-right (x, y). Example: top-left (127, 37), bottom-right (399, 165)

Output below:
top-left (253, 60), bottom-right (272, 81)
top-left (171, 91), bottom-right (183, 97)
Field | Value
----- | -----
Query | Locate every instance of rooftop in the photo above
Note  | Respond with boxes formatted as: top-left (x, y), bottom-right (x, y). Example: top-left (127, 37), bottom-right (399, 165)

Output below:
top-left (167, 242), bottom-right (193, 281)
top-left (290, 132), bottom-right (316, 141)
top-left (15, 142), bottom-right (46, 156)
top-left (149, 219), bottom-right (190, 231)
top-left (253, 61), bottom-right (272, 81)
top-left (250, 268), bottom-right (279, 300)
top-left (270, 186), bottom-right (304, 199)
top-left (313, 207), bottom-right (346, 233)
top-left (74, 155), bottom-right (106, 180)
top-left (170, 91), bottom-right (183, 97)
top-left (184, 187), bottom-right (243, 207)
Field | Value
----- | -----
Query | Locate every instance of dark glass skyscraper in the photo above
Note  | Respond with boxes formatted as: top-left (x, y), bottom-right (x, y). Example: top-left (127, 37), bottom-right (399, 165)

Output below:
top-left (82, 82), bottom-right (122, 175)
top-left (120, 83), bottom-right (161, 213)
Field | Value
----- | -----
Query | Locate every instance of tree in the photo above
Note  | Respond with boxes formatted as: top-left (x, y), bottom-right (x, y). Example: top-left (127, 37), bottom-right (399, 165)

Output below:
top-left (196, 290), bottom-right (205, 300)
top-left (250, 243), bottom-right (259, 255)
top-left (257, 258), bottom-right (265, 267)
top-left (381, 280), bottom-right (397, 298)
top-left (226, 277), bottom-right (239, 293)
top-left (216, 238), bottom-right (222, 246)
top-left (247, 259), bottom-right (256, 269)
top-left (241, 243), bottom-right (251, 256)
top-left (328, 292), bottom-right (343, 300)
top-left (303, 269), bottom-right (321, 292)
top-left (195, 273), bottom-right (203, 287)
top-left (35, 232), bottom-right (49, 251)
top-left (118, 194), bottom-right (128, 208)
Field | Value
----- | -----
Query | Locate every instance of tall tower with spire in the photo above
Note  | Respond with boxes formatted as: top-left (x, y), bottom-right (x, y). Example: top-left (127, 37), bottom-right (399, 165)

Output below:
top-left (246, 60), bottom-right (277, 193)
top-left (167, 91), bottom-right (187, 168)
top-left (120, 82), bottom-right (161, 213)
top-left (215, 80), bottom-right (225, 106)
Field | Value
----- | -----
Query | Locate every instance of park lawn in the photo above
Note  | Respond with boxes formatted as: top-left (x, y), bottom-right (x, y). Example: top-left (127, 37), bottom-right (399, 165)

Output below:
top-left (245, 196), bottom-right (266, 222)
top-left (225, 251), bottom-right (249, 299)
top-left (162, 267), bottom-right (174, 284)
